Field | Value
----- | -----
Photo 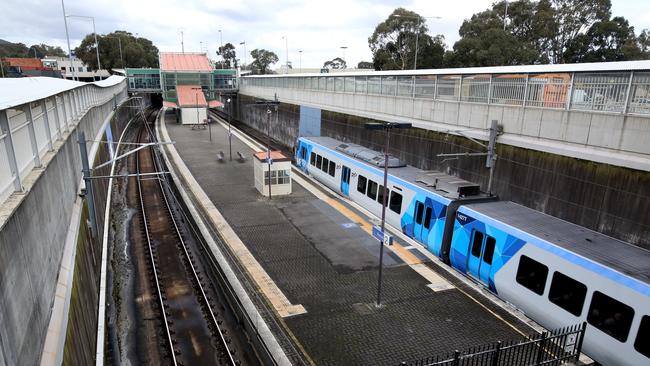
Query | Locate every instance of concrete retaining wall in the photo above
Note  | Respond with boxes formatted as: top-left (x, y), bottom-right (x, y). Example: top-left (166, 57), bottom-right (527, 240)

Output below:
top-left (0, 88), bottom-right (136, 366)
top-left (235, 94), bottom-right (650, 250)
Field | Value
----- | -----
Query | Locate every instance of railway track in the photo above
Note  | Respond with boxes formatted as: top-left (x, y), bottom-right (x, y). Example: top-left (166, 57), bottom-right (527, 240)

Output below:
top-left (133, 115), bottom-right (237, 365)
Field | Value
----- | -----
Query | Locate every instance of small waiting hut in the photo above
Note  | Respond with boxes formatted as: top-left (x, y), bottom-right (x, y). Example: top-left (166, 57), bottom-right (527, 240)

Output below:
top-left (253, 151), bottom-right (292, 197)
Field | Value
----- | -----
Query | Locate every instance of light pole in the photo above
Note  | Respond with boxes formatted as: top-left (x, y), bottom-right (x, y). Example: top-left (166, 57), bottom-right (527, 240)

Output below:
top-left (365, 121), bottom-right (412, 307)
top-left (240, 41), bottom-right (247, 69)
top-left (226, 97), bottom-right (232, 161)
top-left (61, 0), bottom-right (77, 81)
top-left (104, 35), bottom-right (124, 69)
top-left (299, 50), bottom-right (302, 72)
top-left (67, 14), bottom-right (102, 78)
top-left (394, 14), bottom-right (441, 70)
top-left (282, 35), bottom-right (288, 74)
top-left (340, 46), bottom-right (347, 68)
top-left (179, 29), bottom-right (185, 53)
top-left (218, 30), bottom-right (223, 68)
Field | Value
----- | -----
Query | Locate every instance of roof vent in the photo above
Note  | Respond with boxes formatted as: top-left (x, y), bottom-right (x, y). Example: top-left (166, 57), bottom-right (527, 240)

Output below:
top-left (416, 172), bottom-right (481, 198)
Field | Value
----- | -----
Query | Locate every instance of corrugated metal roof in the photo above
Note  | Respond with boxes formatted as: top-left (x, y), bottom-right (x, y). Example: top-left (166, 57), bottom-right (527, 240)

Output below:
top-left (176, 85), bottom-right (207, 107)
top-left (2, 57), bottom-right (44, 69)
top-left (0, 75), bottom-right (125, 111)
top-left (244, 60), bottom-right (650, 78)
top-left (159, 52), bottom-right (212, 72)
top-left (208, 100), bottom-right (224, 108)
top-left (254, 150), bottom-right (291, 162)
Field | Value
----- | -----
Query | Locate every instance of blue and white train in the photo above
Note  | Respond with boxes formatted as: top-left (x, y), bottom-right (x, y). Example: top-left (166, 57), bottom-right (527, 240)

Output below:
top-left (295, 136), bottom-right (650, 366)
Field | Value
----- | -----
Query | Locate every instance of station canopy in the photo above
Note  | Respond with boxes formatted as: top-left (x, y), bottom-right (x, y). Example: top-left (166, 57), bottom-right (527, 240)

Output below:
top-left (159, 52), bottom-right (211, 72)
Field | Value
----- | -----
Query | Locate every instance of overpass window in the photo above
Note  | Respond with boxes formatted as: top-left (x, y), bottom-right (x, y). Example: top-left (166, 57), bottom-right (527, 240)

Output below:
top-left (345, 77), bottom-right (355, 92)
top-left (367, 180), bottom-right (378, 200)
top-left (368, 77), bottom-right (380, 94)
top-left (310, 152), bottom-right (316, 166)
top-left (357, 175), bottom-right (367, 194)
top-left (382, 76), bottom-right (396, 96)
top-left (319, 77), bottom-right (327, 90)
top-left (470, 230), bottom-right (483, 257)
top-left (316, 155), bottom-right (322, 169)
top-left (356, 77), bottom-right (367, 94)
top-left (389, 191), bottom-right (402, 214)
top-left (548, 271), bottom-right (587, 317)
top-left (321, 157), bottom-right (329, 172)
top-left (515, 255), bottom-right (548, 296)
top-left (587, 291), bottom-right (634, 342)
top-left (635, 316), bottom-right (650, 358)
top-left (397, 76), bottom-right (413, 96)
top-left (328, 161), bottom-right (336, 177)
top-left (327, 77), bottom-right (336, 92)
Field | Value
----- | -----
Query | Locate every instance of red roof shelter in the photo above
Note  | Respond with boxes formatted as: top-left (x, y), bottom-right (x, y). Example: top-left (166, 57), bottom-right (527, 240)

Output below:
top-left (159, 53), bottom-right (212, 72)
top-left (176, 85), bottom-right (207, 107)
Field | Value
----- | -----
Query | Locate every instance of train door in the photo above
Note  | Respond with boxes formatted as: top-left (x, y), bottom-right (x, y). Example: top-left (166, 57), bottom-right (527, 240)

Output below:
top-left (466, 230), bottom-right (496, 285)
top-left (340, 166), bottom-right (351, 196)
top-left (413, 201), bottom-right (433, 246)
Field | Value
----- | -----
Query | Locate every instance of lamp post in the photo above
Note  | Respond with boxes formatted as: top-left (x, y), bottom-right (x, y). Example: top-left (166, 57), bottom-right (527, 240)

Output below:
top-left (218, 30), bottom-right (223, 68)
top-left (240, 41), bottom-right (247, 69)
top-left (67, 14), bottom-right (102, 79)
top-left (226, 97), bottom-right (233, 161)
top-left (60, 0), bottom-right (77, 81)
top-left (299, 50), bottom-right (302, 72)
top-left (282, 36), bottom-right (288, 74)
top-left (255, 98), bottom-right (280, 199)
top-left (394, 14), bottom-right (441, 70)
top-left (365, 121), bottom-right (412, 307)
top-left (340, 46), bottom-right (347, 69)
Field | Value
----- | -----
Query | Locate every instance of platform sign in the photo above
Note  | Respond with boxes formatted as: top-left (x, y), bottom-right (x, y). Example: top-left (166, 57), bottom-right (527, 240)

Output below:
top-left (372, 225), bottom-right (393, 245)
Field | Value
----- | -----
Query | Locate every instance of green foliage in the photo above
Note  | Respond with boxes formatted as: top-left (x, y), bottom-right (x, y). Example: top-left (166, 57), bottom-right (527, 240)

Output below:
top-left (217, 42), bottom-right (237, 68)
top-left (368, 8), bottom-right (446, 70)
top-left (323, 57), bottom-right (346, 69)
top-left (0, 39), bottom-right (66, 59)
top-left (250, 48), bottom-right (278, 74)
top-left (357, 61), bottom-right (373, 69)
top-left (28, 44), bottom-right (67, 58)
top-left (75, 31), bottom-right (158, 70)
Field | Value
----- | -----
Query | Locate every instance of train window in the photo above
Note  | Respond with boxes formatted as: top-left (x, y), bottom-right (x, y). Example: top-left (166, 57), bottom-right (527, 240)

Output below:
top-left (357, 175), bottom-right (367, 194)
top-left (321, 158), bottom-right (329, 172)
top-left (328, 161), bottom-right (335, 177)
top-left (316, 154), bottom-right (322, 169)
top-left (377, 185), bottom-right (387, 206)
top-left (424, 207), bottom-right (432, 229)
top-left (483, 236), bottom-right (496, 265)
top-left (635, 315), bottom-right (650, 358)
top-left (389, 191), bottom-right (402, 214)
top-left (515, 255), bottom-right (548, 296)
top-left (310, 152), bottom-right (316, 166)
top-left (471, 231), bottom-right (483, 258)
top-left (415, 202), bottom-right (424, 224)
top-left (367, 181), bottom-right (378, 200)
top-left (587, 291), bottom-right (634, 342)
top-left (548, 272), bottom-right (587, 317)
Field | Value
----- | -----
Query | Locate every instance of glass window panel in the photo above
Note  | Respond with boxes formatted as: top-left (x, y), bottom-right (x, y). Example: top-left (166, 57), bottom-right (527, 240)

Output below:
top-left (389, 191), bottom-right (402, 213)
top-left (367, 181), bottom-right (378, 200)
top-left (356, 76), bottom-right (368, 94)
top-left (357, 175), bottom-right (367, 194)
top-left (415, 75), bottom-right (436, 98)
top-left (548, 272), bottom-right (588, 317)
top-left (516, 255), bottom-right (549, 295)
top-left (436, 75), bottom-right (461, 100)
top-left (587, 291), bottom-right (635, 342)
top-left (381, 76), bottom-right (396, 96)
top-left (345, 77), bottom-right (355, 92)
top-left (397, 76), bottom-right (414, 97)
top-left (368, 76), bottom-right (381, 94)
top-left (471, 231), bottom-right (484, 258)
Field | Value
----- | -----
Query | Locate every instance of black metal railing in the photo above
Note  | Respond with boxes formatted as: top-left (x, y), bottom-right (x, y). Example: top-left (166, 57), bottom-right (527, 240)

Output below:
top-left (400, 322), bottom-right (587, 366)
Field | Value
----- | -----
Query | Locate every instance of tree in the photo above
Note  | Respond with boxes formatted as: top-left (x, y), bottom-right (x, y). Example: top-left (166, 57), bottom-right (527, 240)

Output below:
top-left (323, 57), bottom-right (346, 69)
top-left (217, 42), bottom-right (237, 68)
top-left (0, 40), bottom-right (29, 58)
top-left (28, 44), bottom-right (66, 59)
top-left (357, 61), bottom-right (373, 69)
top-left (564, 16), bottom-right (642, 62)
top-left (75, 31), bottom-right (158, 70)
top-left (637, 29), bottom-right (650, 58)
top-left (550, 0), bottom-right (611, 63)
top-left (250, 49), bottom-right (278, 74)
top-left (368, 8), bottom-right (430, 70)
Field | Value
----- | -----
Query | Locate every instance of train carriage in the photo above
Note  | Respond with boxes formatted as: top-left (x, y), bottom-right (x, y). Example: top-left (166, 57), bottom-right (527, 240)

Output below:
top-left (451, 201), bottom-right (650, 366)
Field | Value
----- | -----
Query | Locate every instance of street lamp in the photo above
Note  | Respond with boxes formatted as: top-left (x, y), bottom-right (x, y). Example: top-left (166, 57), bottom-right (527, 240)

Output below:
top-left (240, 41), bottom-right (247, 69)
top-left (218, 30), bottom-right (223, 68)
top-left (365, 121), bottom-right (412, 307)
top-left (66, 14), bottom-right (102, 78)
top-left (226, 98), bottom-right (232, 161)
top-left (394, 14), bottom-right (441, 70)
top-left (298, 50), bottom-right (302, 72)
top-left (60, 0), bottom-right (77, 81)
top-left (340, 46), bottom-right (347, 69)
top-left (282, 36), bottom-right (289, 74)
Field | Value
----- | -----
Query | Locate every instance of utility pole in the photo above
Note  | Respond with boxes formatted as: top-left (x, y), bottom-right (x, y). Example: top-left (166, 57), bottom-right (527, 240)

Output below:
top-left (77, 130), bottom-right (98, 238)
top-left (282, 36), bottom-right (288, 74)
top-left (240, 41), bottom-right (247, 69)
top-left (255, 98), bottom-right (281, 199)
top-left (436, 120), bottom-right (501, 196)
top-left (340, 46), bottom-right (347, 69)
top-left (180, 29), bottom-right (185, 53)
top-left (61, 0), bottom-right (77, 81)
top-left (227, 97), bottom-right (232, 161)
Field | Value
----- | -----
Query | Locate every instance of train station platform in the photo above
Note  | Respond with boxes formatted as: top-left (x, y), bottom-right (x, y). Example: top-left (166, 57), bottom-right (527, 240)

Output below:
top-left (158, 109), bottom-right (539, 365)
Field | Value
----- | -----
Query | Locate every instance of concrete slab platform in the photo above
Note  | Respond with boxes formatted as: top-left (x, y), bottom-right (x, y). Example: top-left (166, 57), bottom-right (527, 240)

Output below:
top-left (162, 110), bottom-right (537, 365)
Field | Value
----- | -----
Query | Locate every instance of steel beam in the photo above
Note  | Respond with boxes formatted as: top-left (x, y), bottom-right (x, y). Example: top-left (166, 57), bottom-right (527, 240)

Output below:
top-left (24, 104), bottom-right (42, 167)
top-left (40, 100), bottom-right (54, 151)
top-left (0, 110), bottom-right (22, 191)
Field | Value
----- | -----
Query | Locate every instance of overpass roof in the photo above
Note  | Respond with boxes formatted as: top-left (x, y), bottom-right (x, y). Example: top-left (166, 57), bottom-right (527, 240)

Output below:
top-left (176, 85), bottom-right (207, 107)
top-left (0, 75), bottom-right (125, 111)
top-left (244, 60), bottom-right (650, 78)
top-left (159, 52), bottom-right (211, 72)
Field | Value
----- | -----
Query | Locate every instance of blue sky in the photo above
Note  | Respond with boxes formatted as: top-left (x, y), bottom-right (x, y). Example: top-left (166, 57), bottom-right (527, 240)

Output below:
top-left (1, 0), bottom-right (648, 69)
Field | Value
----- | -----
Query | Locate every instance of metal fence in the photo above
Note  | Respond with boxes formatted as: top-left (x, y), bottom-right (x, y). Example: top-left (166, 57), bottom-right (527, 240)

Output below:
top-left (242, 70), bottom-right (650, 115)
top-left (399, 323), bottom-right (586, 366)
